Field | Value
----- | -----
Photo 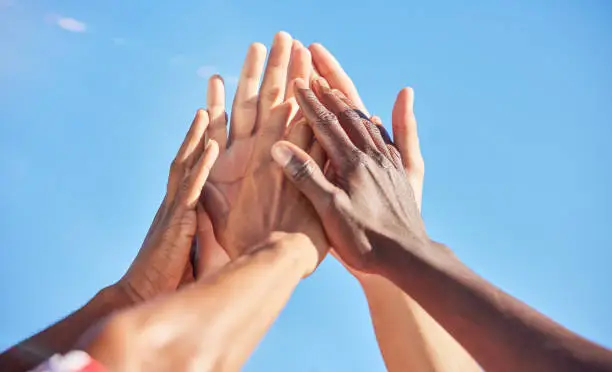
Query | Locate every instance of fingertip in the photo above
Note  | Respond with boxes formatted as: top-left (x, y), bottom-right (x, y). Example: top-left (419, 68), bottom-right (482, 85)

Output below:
top-left (271, 141), bottom-right (295, 167)
top-left (209, 74), bottom-right (224, 84)
top-left (397, 87), bottom-right (415, 109)
top-left (293, 78), bottom-right (309, 90)
top-left (275, 30), bottom-right (293, 42)
top-left (308, 42), bottom-right (325, 54)
top-left (249, 42), bottom-right (268, 58)
top-left (195, 109), bottom-right (210, 126)
top-left (293, 39), bottom-right (304, 49)
top-left (205, 139), bottom-right (220, 162)
top-left (196, 108), bottom-right (207, 118)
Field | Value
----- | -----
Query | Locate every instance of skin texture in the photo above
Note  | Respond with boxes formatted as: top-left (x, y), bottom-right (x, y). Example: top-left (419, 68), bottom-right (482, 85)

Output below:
top-left (202, 32), bottom-right (328, 270)
top-left (308, 43), bottom-right (480, 371)
top-left (83, 232), bottom-right (319, 372)
top-left (0, 110), bottom-right (222, 371)
top-left (274, 79), bottom-right (612, 372)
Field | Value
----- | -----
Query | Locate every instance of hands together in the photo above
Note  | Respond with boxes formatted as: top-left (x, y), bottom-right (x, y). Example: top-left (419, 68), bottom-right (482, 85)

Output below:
top-left (6, 31), bottom-right (611, 372)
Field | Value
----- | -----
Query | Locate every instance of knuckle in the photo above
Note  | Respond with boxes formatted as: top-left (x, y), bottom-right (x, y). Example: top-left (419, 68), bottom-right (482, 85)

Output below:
top-left (239, 96), bottom-right (258, 112)
top-left (289, 157), bottom-right (316, 184)
top-left (262, 85), bottom-right (283, 104)
top-left (337, 108), bottom-right (361, 123)
top-left (314, 109), bottom-right (338, 126)
top-left (169, 158), bottom-right (182, 176)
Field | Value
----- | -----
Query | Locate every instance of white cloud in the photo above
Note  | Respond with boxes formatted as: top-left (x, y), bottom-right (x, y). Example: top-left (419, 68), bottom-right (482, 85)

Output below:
top-left (56, 17), bottom-right (87, 32)
top-left (196, 65), bottom-right (217, 78)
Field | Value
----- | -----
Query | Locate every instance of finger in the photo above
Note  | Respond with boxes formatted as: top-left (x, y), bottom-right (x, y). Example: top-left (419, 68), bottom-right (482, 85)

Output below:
top-left (206, 75), bottom-right (228, 151)
top-left (387, 144), bottom-right (402, 168)
top-left (230, 43), bottom-right (267, 142)
top-left (332, 93), bottom-right (392, 163)
top-left (392, 87), bottom-right (424, 176)
top-left (308, 43), bottom-right (368, 115)
top-left (309, 141), bottom-right (326, 169)
top-left (181, 140), bottom-right (220, 208)
top-left (370, 115), bottom-right (382, 126)
top-left (286, 115), bottom-right (314, 150)
top-left (271, 141), bottom-right (337, 213)
top-left (293, 78), bottom-right (359, 170)
top-left (252, 99), bottom-right (295, 162)
top-left (196, 203), bottom-right (230, 277)
top-left (285, 40), bottom-right (312, 100)
top-left (177, 260), bottom-right (195, 288)
top-left (168, 109), bottom-right (209, 199)
top-left (256, 31), bottom-right (293, 128)
top-left (311, 79), bottom-right (377, 154)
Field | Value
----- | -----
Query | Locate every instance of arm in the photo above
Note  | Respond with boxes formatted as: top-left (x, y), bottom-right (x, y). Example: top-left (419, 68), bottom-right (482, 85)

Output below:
top-left (309, 42), bottom-right (480, 371)
top-left (379, 239), bottom-right (612, 372)
top-left (84, 233), bottom-right (318, 372)
top-left (310, 43), bottom-right (479, 370)
top-left (0, 110), bottom-right (220, 371)
top-left (359, 275), bottom-right (481, 371)
top-left (0, 286), bottom-right (131, 371)
top-left (274, 78), bottom-right (612, 372)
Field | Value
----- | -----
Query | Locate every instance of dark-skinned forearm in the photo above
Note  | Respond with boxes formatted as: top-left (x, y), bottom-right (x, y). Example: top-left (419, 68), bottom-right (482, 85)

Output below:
top-left (378, 240), bottom-right (612, 372)
top-left (0, 285), bottom-right (131, 371)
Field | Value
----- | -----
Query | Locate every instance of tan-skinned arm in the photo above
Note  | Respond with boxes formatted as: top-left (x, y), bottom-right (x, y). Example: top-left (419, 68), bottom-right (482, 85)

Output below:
top-left (0, 286), bottom-right (132, 371)
top-left (309, 43), bottom-right (479, 371)
top-left (84, 232), bottom-right (320, 372)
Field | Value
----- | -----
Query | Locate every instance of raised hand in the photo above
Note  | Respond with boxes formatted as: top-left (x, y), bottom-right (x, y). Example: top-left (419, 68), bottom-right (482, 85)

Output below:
top-left (117, 110), bottom-right (219, 302)
top-left (309, 43), bottom-right (424, 209)
top-left (202, 33), bottom-right (328, 271)
top-left (272, 78), bottom-right (438, 273)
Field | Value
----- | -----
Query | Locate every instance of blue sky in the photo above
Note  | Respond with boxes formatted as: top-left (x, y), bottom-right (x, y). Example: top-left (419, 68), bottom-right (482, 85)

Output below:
top-left (1, 0), bottom-right (611, 370)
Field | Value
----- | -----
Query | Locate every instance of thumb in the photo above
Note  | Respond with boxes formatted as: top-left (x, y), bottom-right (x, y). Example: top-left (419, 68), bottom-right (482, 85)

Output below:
top-left (271, 140), bottom-right (337, 213)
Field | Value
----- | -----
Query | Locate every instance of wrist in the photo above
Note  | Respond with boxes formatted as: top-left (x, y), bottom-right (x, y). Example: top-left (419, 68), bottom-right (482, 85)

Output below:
top-left (375, 236), bottom-right (456, 280)
top-left (254, 232), bottom-right (319, 277)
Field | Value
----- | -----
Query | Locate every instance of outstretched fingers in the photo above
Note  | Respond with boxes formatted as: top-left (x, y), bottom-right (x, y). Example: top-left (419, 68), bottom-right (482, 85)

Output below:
top-left (229, 43), bottom-right (267, 142)
top-left (206, 75), bottom-right (228, 151)
top-left (308, 43), bottom-right (368, 115)
top-left (180, 139), bottom-right (220, 209)
top-left (293, 78), bottom-right (359, 171)
top-left (168, 109), bottom-right (210, 199)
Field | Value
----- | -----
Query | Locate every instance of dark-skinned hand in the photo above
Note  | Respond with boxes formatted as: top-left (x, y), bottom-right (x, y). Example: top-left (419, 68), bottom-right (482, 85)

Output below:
top-left (271, 78), bottom-right (435, 274)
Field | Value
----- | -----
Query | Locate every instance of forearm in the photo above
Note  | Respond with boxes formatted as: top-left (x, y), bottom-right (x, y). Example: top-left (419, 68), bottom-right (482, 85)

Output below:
top-left (360, 275), bottom-right (480, 372)
top-left (380, 240), bottom-right (612, 372)
top-left (0, 285), bottom-right (130, 371)
top-left (108, 233), bottom-right (315, 372)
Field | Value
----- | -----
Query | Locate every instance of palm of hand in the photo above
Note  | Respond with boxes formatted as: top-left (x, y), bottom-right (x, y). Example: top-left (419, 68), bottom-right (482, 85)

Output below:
top-left (202, 35), bottom-right (328, 260)
top-left (204, 105), bottom-right (326, 259)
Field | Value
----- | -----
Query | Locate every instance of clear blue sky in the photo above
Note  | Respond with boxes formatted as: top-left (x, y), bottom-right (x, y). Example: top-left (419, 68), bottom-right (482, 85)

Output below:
top-left (1, 0), bottom-right (611, 370)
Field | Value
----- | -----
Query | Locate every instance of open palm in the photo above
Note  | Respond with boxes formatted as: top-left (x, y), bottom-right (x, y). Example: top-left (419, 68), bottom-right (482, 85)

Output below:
top-left (202, 33), bottom-right (328, 266)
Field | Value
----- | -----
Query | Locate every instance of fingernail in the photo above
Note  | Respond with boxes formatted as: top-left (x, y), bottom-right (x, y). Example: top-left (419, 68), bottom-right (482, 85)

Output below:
top-left (271, 143), bottom-right (294, 167)
top-left (294, 78), bottom-right (309, 91)
top-left (205, 139), bottom-right (217, 150)
top-left (315, 78), bottom-right (330, 90)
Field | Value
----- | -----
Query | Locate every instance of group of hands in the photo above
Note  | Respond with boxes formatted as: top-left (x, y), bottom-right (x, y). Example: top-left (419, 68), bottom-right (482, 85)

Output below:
top-left (120, 31), bottom-right (428, 302)
top-left (89, 31), bottom-right (433, 369)
top-left (7, 31), bottom-right (611, 372)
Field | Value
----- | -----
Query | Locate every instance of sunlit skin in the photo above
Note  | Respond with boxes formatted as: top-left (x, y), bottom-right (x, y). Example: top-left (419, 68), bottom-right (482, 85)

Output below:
top-left (273, 77), bottom-right (612, 372)
top-left (308, 43), bottom-right (480, 371)
top-left (202, 32), bottom-right (328, 269)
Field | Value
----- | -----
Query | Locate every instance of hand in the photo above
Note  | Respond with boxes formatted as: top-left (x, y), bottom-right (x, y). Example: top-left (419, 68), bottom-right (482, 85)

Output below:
top-left (116, 110), bottom-right (219, 302)
top-left (309, 43), bottom-right (424, 208)
top-left (307, 44), bottom-right (428, 275)
top-left (83, 233), bottom-right (316, 372)
top-left (272, 78), bottom-right (434, 273)
top-left (202, 32), bottom-right (328, 270)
